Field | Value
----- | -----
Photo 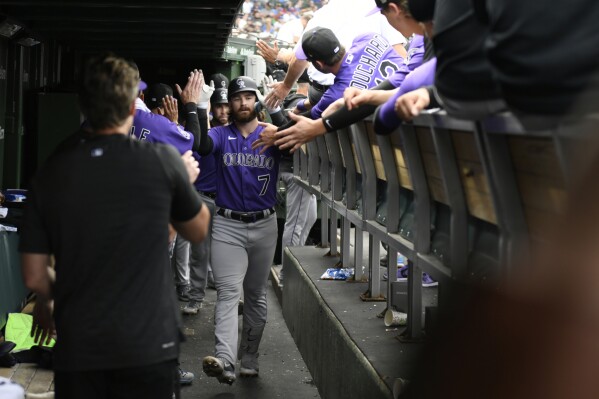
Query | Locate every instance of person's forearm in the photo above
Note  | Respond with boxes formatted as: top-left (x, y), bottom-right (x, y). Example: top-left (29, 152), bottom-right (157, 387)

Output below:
top-left (197, 118), bottom-right (214, 156)
top-left (21, 254), bottom-right (53, 299)
top-left (183, 102), bottom-right (200, 152)
top-left (284, 56), bottom-right (309, 88)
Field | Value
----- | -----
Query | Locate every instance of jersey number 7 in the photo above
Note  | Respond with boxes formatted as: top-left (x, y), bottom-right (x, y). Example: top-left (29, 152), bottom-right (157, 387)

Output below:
top-left (257, 174), bottom-right (270, 196)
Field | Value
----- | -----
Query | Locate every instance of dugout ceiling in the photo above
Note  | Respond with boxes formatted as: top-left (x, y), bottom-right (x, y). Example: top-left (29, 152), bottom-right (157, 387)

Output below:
top-left (0, 0), bottom-right (243, 60)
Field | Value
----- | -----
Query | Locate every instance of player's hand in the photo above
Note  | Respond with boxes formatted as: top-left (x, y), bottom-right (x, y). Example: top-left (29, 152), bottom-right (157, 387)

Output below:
top-left (256, 40), bottom-right (280, 64)
top-left (162, 95), bottom-right (179, 123)
top-left (343, 87), bottom-right (364, 110)
top-left (181, 150), bottom-right (200, 183)
top-left (176, 69), bottom-right (203, 106)
top-left (394, 88), bottom-right (430, 121)
top-left (264, 81), bottom-right (292, 109)
top-left (261, 75), bottom-right (276, 98)
top-left (274, 112), bottom-right (326, 153)
top-left (322, 98), bottom-right (344, 118)
top-left (199, 79), bottom-right (215, 107)
top-left (31, 296), bottom-right (55, 346)
top-left (252, 121), bottom-right (279, 154)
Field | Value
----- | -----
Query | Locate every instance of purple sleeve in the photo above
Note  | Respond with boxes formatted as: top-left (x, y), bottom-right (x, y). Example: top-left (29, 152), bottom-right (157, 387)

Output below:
top-left (387, 35), bottom-right (425, 88)
top-left (310, 82), bottom-right (346, 119)
top-left (375, 58), bottom-right (437, 135)
top-left (131, 111), bottom-right (194, 155)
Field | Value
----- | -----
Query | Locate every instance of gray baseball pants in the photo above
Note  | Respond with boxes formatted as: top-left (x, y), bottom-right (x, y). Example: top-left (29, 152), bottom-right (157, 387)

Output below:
top-left (188, 194), bottom-right (216, 302)
top-left (211, 212), bottom-right (277, 365)
top-left (280, 171), bottom-right (317, 261)
top-left (171, 235), bottom-right (190, 286)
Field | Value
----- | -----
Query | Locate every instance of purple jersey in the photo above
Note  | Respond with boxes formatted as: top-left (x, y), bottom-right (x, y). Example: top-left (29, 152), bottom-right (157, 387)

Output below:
top-left (387, 35), bottom-right (426, 88)
top-left (208, 124), bottom-right (281, 212)
top-left (193, 152), bottom-right (217, 193)
top-left (376, 57), bottom-right (437, 135)
top-left (130, 110), bottom-right (194, 155)
top-left (310, 32), bottom-right (404, 119)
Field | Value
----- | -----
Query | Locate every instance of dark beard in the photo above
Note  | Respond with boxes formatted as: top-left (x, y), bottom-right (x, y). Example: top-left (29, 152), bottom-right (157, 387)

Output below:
top-left (232, 107), bottom-right (257, 124)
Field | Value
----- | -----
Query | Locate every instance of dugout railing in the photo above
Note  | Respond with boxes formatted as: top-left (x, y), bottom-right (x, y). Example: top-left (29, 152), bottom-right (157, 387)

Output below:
top-left (291, 110), bottom-right (587, 340)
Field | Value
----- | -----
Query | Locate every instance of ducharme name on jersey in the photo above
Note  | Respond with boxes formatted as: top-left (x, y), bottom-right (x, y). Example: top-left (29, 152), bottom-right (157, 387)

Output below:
top-left (351, 34), bottom-right (397, 89)
top-left (222, 152), bottom-right (276, 170)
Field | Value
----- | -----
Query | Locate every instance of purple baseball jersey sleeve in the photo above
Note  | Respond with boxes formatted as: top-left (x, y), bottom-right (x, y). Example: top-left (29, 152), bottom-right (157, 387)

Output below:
top-left (208, 124), bottom-right (281, 212)
top-left (193, 152), bottom-right (217, 193)
top-left (375, 57), bottom-right (437, 135)
top-left (387, 34), bottom-right (426, 88)
top-left (310, 32), bottom-right (405, 119)
top-left (131, 110), bottom-right (194, 155)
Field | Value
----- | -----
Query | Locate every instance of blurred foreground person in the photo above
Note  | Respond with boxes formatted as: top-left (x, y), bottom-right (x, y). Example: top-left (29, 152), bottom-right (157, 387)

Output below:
top-left (403, 118), bottom-right (599, 399)
top-left (19, 53), bottom-right (210, 399)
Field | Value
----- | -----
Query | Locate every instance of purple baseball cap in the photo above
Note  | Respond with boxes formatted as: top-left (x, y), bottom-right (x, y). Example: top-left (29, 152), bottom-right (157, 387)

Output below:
top-left (139, 80), bottom-right (147, 91)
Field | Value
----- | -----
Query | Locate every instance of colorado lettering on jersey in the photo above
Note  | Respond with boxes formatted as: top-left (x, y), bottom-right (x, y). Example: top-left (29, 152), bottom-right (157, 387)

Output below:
top-left (223, 152), bottom-right (275, 170)
top-left (351, 35), bottom-right (399, 89)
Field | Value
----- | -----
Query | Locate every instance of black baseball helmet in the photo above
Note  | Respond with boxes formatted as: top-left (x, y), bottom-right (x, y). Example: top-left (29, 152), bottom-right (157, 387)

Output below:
top-left (227, 76), bottom-right (260, 100)
top-left (211, 88), bottom-right (229, 104)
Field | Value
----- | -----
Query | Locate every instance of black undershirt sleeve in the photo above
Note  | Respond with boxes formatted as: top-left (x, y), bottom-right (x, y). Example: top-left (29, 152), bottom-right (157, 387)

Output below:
top-left (196, 116), bottom-right (214, 156)
top-left (183, 102), bottom-right (200, 152)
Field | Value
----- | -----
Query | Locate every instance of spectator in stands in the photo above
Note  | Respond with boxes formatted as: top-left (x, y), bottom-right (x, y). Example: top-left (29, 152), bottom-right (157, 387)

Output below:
top-left (19, 53), bottom-right (210, 399)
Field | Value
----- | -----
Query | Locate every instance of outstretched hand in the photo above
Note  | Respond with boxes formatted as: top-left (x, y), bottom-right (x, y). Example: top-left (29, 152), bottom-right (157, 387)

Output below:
top-left (273, 112), bottom-right (325, 153)
top-left (162, 95), bottom-right (179, 123)
top-left (394, 88), bottom-right (430, 121)
top-left (264, 81), bottom-right (292, 109)
top-left (256, 40), bottom-right (280, 64)
top-left (176, 69), bottom-right (204, 105)
top-left (252, 121), bottom-right (279, 154)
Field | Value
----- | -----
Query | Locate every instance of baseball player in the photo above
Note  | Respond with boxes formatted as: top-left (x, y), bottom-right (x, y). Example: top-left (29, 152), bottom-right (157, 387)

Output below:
top-left (196, 76), bottom-right (281, 385)
top-left (183, 87), bottom-right (231, 315)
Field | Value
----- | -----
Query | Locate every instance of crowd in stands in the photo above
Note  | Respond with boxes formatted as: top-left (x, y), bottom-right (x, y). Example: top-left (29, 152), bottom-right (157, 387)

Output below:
top-left (233, 0), bottom-right (327, 43)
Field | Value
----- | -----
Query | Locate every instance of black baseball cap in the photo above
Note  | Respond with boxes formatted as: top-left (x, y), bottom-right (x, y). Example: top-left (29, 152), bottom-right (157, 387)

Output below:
top-left (144, 83), bottom-right (173, 110)
top-left (295, 27), bottom-right (341, 63)
top-left (211, 88), bottom-right (229, 104)
top-left (210, 73), bottom-right (229, 89)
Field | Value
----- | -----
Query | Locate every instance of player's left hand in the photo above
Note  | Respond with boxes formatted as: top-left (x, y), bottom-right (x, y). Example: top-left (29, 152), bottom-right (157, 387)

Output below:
top-left (253, 121), bottom-right (279, 154)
